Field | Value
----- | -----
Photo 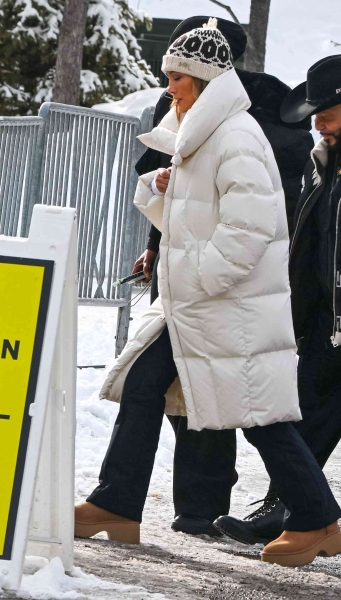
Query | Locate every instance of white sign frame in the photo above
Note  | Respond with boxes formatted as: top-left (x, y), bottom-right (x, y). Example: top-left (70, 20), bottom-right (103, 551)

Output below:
top-left (0, 205), bottom-right (77, 591)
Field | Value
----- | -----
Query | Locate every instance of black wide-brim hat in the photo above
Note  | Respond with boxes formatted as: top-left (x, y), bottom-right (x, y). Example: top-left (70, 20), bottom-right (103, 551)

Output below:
top-left (168, 16), bottom-right (247, 62)
top-left (281, 55), bottom-right (341, 123)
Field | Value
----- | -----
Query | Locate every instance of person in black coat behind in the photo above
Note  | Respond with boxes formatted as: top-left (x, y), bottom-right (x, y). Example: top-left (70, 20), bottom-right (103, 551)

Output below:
top-left (132, 16), bottom-right (314, 538)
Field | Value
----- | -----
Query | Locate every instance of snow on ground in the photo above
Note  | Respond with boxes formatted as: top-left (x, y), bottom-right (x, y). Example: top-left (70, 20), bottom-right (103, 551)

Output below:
top-left (15, 555), bottom-right (167, 599)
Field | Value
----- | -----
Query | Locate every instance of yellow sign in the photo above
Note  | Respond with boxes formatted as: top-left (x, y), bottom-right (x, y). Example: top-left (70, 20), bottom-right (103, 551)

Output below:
top-left (0, 257), bottom-right (53, 560)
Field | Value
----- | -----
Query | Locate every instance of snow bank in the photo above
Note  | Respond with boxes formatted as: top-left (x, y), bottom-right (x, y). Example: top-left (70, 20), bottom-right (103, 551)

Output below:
top-left (93, 88), bottom-right (166, 118)
top-left (19, 556), bottom-right (112, 599)
top-left (16, 556), bottom-right (167, 599)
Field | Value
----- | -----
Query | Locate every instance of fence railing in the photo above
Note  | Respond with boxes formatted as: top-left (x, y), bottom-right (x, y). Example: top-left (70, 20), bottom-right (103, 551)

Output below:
top-left (0, 102), bottom-right (155, 355)
top-left (0, 116), bottom-right (45, 238)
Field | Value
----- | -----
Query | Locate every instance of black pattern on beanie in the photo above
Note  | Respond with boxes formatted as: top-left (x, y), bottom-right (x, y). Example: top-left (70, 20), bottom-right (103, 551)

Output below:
top-left (168, 26), bottom-right (233, 70)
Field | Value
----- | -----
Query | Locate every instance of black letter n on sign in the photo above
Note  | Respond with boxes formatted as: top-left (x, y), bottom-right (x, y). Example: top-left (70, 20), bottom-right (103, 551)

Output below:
top-left (1, 340), bottom-right (20, 360)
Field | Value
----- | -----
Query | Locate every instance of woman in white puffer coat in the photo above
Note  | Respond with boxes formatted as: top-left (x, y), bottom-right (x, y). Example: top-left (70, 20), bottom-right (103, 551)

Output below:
top-left (75, 20), bottom-right (341, 566)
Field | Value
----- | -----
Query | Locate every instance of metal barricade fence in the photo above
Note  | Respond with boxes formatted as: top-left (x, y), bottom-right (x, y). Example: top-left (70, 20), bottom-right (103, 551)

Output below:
top-left (0, 103), bottom-right (155, 356)
top-left (0, 116), bottom-right (45, 238)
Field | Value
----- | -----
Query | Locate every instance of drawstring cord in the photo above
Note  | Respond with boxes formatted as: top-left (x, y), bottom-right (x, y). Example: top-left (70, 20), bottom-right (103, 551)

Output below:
top-left (128, 282), bottom-right (152, 307)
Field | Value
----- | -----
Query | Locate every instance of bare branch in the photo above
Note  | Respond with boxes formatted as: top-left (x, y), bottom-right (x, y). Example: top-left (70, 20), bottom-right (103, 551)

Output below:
top-left (207, 0), bottom-right (241, 25)
top-left (207, 0), bottom-right (255, 53)
top-left (331, 40), bottom-right (341, 47)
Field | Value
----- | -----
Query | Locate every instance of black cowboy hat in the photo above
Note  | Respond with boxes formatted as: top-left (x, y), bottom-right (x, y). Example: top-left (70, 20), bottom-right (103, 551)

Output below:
top-left (168, 16), bottom-right (247, 62)
top-left (281, 55), bottom-right (341, 123)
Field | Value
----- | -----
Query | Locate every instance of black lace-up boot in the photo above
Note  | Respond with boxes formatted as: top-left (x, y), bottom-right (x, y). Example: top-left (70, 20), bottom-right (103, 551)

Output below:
top-left (171, 514), bottom-right (223, 537)
top-left (213, 494), bottom-right (286, 545)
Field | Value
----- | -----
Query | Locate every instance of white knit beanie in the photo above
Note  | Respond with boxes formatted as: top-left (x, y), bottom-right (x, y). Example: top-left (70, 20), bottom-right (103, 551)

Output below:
top-left (161, 18), bottom-right (234, 82)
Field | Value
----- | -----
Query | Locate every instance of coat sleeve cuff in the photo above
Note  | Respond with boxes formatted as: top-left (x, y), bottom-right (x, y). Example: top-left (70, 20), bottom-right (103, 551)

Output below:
top-left (151, 177), bottom-right (164, 196)
top-left (133, 171), bottom-right (164, 231)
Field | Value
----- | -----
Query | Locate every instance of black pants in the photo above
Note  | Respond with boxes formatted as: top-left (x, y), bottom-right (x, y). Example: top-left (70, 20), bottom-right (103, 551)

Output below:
top-left (151, 254), bottom-right (237, 521)
top-left (88, 328), bottom-right (341, 529)
top-left (170, 415), bottom-right (236, 520)
top-left (267, 317), bottom-right (341, 501)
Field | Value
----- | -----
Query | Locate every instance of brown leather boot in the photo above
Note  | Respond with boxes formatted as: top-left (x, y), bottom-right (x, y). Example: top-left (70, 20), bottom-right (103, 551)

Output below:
top-left (261, 521), bottom-right (341, 567)
top-left (75, 502), bottom-right (140, 544)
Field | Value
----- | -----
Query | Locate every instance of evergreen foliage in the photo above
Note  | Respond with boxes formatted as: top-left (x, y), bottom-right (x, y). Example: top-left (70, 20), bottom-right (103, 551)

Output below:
top-left (0, 0), bottom-right (158, 116)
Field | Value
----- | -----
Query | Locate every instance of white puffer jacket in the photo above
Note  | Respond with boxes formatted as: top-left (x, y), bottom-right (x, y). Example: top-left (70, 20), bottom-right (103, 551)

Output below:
top-left (100, 68), bottom-right (301, 431)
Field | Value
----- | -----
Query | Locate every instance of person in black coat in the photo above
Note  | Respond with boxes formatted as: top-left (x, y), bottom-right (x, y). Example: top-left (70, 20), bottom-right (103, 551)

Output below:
top-left (132, 16), bottom-right (314, 538)
top-left (215, 55), bottom-right (341, 546)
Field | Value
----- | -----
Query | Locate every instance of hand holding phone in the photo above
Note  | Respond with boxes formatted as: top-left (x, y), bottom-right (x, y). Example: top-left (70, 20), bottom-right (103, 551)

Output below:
top-left (113, 272), bottom-right (147, 287)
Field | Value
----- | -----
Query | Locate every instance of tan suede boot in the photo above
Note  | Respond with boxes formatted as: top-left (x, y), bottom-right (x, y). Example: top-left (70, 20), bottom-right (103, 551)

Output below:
top-left (75, 502), bottom-right (140, 544)
top-left (261, 521), bottom-right (341, 567)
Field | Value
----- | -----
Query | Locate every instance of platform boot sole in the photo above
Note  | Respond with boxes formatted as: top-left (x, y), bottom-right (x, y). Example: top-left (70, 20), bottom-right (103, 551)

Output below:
top-left (261, 529), bottom-right (341, 567)
top-left (214, 524), bottom-right (274, 546)
top-left (75, 521), bottom-right (140, 544)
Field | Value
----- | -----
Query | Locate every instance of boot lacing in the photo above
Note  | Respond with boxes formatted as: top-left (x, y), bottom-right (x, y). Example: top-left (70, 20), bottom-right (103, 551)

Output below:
top-left (244, 496), bottom-right (279, 520)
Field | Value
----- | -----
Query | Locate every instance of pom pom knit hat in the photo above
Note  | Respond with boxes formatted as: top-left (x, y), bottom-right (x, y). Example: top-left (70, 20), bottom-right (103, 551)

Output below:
top-left (162, 18), bottom-right (234, 82)
top-left (168, 16), bottom-right (247, 62)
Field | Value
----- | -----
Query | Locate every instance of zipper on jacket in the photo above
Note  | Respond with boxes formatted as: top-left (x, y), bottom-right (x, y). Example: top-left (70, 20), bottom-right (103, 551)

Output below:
top-left (331, 197), bottom-right (341, 347)
top-left (289, 182), bottom-right (323, 258)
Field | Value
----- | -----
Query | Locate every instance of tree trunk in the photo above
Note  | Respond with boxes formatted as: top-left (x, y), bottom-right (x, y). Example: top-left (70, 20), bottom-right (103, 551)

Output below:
top-left (53, 0), bottom-right (89, 105)
top-left (244, 0), bottom-right (271, 72)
